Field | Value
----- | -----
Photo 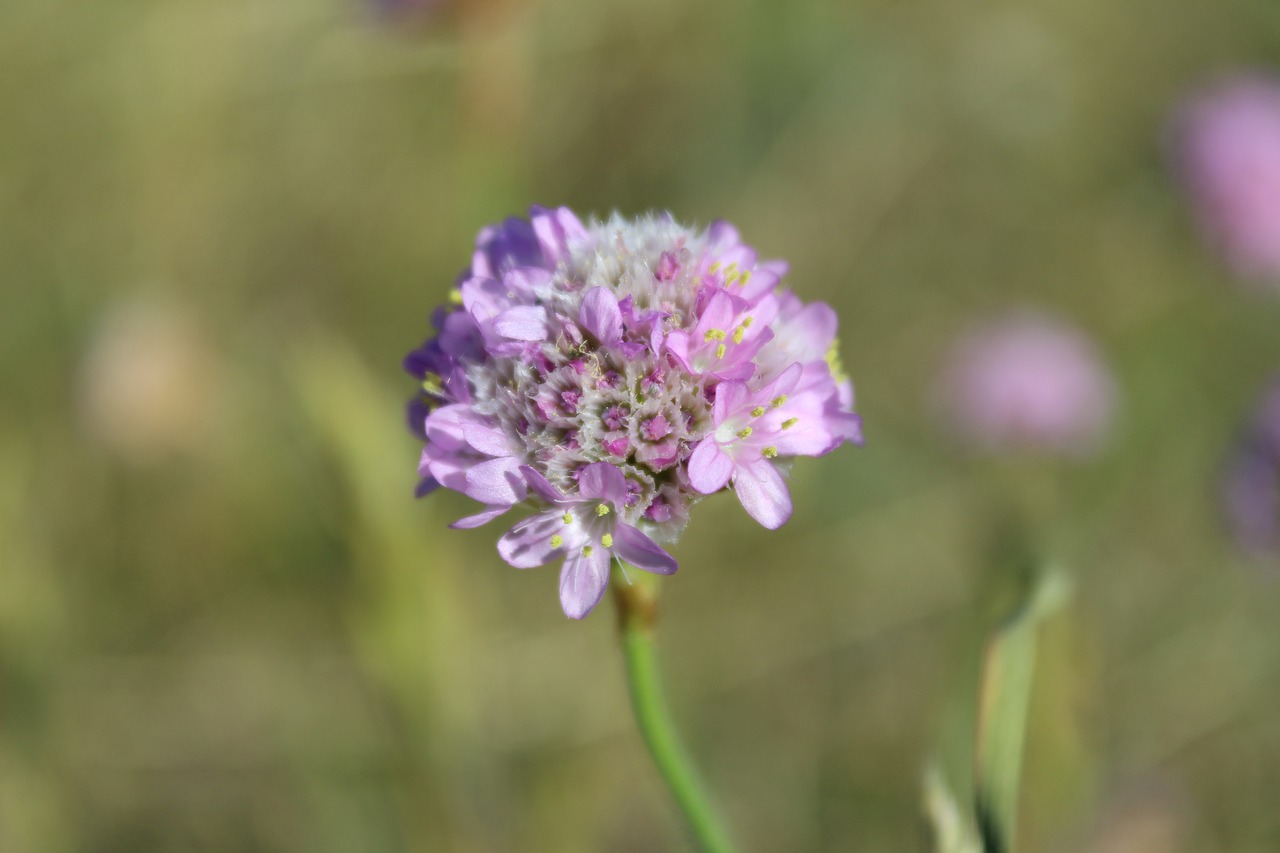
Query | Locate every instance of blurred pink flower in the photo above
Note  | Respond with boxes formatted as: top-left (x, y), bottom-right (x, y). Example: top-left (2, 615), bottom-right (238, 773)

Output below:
top-left (937, 312), bottom-right (1116, 455)
top-left (1172, 73), bottom-right (1280, 282)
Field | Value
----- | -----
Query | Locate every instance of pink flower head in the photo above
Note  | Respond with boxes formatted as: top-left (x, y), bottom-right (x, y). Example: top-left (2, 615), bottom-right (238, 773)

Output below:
top-left (405, 207), bottom-right (861, 618)
top-left (1172, 73), bottom-right (1280, 283)
top-left (937, 312), bottom-right (1115, 456)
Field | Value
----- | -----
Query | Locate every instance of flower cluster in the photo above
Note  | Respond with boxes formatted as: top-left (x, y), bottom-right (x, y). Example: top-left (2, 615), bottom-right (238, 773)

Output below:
top-left (405, 206), bottom-right (861, 618)
top-left (1172, 73), bottom-right (1280, 283)
top-left (936, 311), bottom-right (1116, 457)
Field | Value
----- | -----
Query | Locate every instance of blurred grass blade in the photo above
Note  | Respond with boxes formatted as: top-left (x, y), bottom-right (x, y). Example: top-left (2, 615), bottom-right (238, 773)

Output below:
top-left (973, 570), bottom-right (1070, 853)
top-left (924, 764), bottom-right (982, 853)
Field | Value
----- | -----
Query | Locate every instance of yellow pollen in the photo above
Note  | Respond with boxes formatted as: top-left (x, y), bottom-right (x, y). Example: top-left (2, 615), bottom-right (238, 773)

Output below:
top-left (595, 504), bottom-right (610, 517)
top-left (826, 339), bottom-right (849, 383)
top-left (740, 269), bottom-right (752, 287)
top-left (725, 271), bottom-right (741, 286)
top-left (771, 395), bottom-right (788, 408)
top-left (742, 316), bottom-right (754, 328)
top-left (582, 545), bottom-right (594, 557)
top-left (562, 513), bottom-right (573, 524)
top-left (736, 427), bottom-right (753, 439)
top-left (751, 406), bottom-right (766, 418)
top-left (708, 262), bottom-right (721, 274)
top-left (448, 288), bottom-right (463, 305)
top-left (715, 343), bottom-right (727, 359)
top-left (782, 417), bottom-right (799, 429)
top-left (421, 373), bottom-right (443, 396)
top-left (762, 446), bottom-right (778, 458)
top-left (704, 328), bottom-right (727, 342)
top-left (601, 533), bottom-right (614, 548)
top-left (732, 326), bottom-right (746, 344)
top-left (550, 534), bottom-right (564, 548)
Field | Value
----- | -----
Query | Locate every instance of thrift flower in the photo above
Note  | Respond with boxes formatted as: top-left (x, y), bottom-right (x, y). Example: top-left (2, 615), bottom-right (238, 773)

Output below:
top-left (1172, 73), bottom-right (1280, 283)
top-left (937, 311), bottom-right (1115, 456)
top-left (405, 206), bottom-right (862, 618)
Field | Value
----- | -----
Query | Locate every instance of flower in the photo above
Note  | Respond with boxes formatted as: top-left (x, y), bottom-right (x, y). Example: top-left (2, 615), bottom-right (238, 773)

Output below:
top-left (1224, 379), bottom-right (1280, 560)
top-left (1171, 73), bottom-right (1280, 283)
top-left (405, 206), bottom-right (862, 618)
top-left (936, 311), bottom-right (1115, 456)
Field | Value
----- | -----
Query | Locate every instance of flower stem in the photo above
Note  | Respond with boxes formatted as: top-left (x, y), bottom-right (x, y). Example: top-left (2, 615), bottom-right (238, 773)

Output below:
top-left (612, 571), bottom-right (738, 853)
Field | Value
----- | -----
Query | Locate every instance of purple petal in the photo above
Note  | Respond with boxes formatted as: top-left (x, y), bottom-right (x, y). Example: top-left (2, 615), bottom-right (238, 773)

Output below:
top-left (559, 547), bottom-right (611, 619)
top-left (531, 205), bottom-right (588, 264)
top-left (463, 457), bottom-right (527, 505)
top-left (580, 286), bottom-right (623, 343)
top-left (423, 404), bottom-right (469, 451)
top-left (663, 330), bottom-right (694, 372)
top-left (712, 382), bottom-right (752, 424)
top-left (612, 523), bottom-right (677, 575)
top-left (497, 512), bottom-right (565, 568)
top-left (414, 476), bottom-right (439, 498)
top-left (502, 266), bottom-right (552, 298)
top-left (519, 465), bottom-right (567, 504)
top-left (462, 421), bottom-right (511, 457)
top-left (733, 459), bottom-right (793, 529)
top-left (450, 505), bottom-right (510, 529)
top-left (576, 462), bottom-right (628, 504)
top-left (491, 306), bottom-right (547, 341)
top-left (688, 438), bottom-right (735, 493)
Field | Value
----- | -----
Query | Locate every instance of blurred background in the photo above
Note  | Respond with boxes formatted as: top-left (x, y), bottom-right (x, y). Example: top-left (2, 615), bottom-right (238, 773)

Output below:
top-left (5, 0), bottom-right (1280, 850)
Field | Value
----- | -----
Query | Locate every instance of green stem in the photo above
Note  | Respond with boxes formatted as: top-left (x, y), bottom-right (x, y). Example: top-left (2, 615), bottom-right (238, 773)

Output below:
top-left (612, 570), bottom-right (737, 853)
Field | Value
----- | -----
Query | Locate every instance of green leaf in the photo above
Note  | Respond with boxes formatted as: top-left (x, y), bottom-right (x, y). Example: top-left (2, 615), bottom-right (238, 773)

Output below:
top-left (972, 570), bottom-right (1070, 853)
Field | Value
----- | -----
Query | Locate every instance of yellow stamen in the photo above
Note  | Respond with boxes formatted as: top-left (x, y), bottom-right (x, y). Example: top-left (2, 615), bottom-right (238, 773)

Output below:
top-left (448, 287), bottom-right (463, 305)
top-left (826, 339), bottom-right (849, 383)
top-left (742, 316), bottom-right (754, 328)
top-left (737, 427), bottom-right (753, 439)
top-left (582, 545), bottom-right (594, 557)
top-left (595, 504), bottom-right (610, 517)
top-left (732, 326), bottom-right (746, 344)
top-left (708, 262), bottom-right (721, 274)
top-left (782, 417), bottom-right (799, 429)
top-left (751, 406), bottom-right (766, 418)
top-left (715, 343), bottom-right (727, 359)
top-left (562, 513), bottom-right (573, 524)
top-left (601, 533), bottom-right (614, 548)
top-left (550, 534), bottom-right (564, 548)
top-left (421, 373), bottom-right (443, 396)
top-left (704, 328), bottom-right (727, 342)
top-left (762, 446), bottom-right (778, 458)
top-left (771, 395), bottom-right (788, 408)
top-left (740, 269), bottom-right (752, 287)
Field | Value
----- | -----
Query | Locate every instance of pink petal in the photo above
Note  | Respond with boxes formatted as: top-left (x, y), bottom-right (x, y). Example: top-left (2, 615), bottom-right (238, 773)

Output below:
top-left (612, 523), bottom-right (677, 575)
top-left (687, 438), bottom-right (734, 493)
top-left (519, 465), bottom-right (567, 504)
top-left (733, 459), bottom-right (792, 530)
top-left (463, 457), bottom-right (526, 505)
top-left (449, 505), bottom-right (509, 529)
top-left (559, 547), bottom-right (612, 619)
top-left (577, 462), bottom-right (628, 504)
top-left (579, 286), bottom-right (623, 343)
top-left (492, 306), bottom-right (547, 341)
top-left (462, 421), bottom-right (511, 457)
top-left (497, 512), bottom-right (565, 568)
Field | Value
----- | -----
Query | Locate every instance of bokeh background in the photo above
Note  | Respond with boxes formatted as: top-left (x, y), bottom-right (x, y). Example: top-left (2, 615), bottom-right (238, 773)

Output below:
top-left (5, 0), bottom-right (1280, 850)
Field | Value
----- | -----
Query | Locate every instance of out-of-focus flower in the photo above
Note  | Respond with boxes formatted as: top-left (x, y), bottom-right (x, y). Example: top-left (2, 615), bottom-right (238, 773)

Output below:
top-left (405, 206), bottom-right (862, 618)
top-left (1172, 73), bottom-right (1280, 282)
top-left (936, 312), bottom-right (1115, 456)
top-left (79, 298), bottom-right (222, 465)
top-left (1224, 379), bottom-right (1280, 560)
